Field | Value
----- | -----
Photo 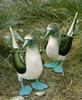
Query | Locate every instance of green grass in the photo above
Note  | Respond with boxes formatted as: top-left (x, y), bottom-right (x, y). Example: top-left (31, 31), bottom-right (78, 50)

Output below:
top-left (0, 0), bottom-right (82, 100)
top-left (0, 0), bottom-right (82, 29)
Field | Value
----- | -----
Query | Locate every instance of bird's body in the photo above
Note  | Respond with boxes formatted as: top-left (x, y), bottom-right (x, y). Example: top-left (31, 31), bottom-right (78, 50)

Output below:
top-left (44, 12), bottom-right (78, 74)
top-left (9, 28), bottom-right (48, 96)
top-left (46, 35), bottom-right (65, 61)
top-left (46, 36), bottom-right (58, 60)
top-left (18, 46), bottom-right (43, 80)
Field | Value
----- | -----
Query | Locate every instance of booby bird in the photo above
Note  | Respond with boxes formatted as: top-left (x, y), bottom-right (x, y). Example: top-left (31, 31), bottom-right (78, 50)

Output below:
top-left (10, 27), bottom-right (48, 96)
top-left (43, 12), bottom-right (78, 74)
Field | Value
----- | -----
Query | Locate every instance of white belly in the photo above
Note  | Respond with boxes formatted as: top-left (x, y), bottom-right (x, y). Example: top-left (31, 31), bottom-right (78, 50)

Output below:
top-left (18, 47), bottom-right (43, 81)
top-left (46, 36), bottom-right (65, 61)
top-left (46, 36), bottom-right (59, 60)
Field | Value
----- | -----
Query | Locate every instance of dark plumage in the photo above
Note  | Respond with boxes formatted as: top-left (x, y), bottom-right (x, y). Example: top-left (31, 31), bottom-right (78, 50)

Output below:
top-left (43, 12), bottom-right (78, 74)
top-left (59, 35), bottom-right (73, 56)
top-left (13, 49), bottom-right (26, 74)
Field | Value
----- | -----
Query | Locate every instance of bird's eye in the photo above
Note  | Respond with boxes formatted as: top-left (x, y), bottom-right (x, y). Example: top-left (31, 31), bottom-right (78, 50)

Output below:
top-left (49, 30), bottom-right (55, 34)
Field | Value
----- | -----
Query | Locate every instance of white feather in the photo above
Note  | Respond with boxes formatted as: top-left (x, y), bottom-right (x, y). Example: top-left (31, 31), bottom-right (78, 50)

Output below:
top-left (67, 12), bottom-right (78, 37)
top-left (46, 36), bottom-right (65, 61)
top-left (9, 27), bottom-right (19, 49)
top-left (18, 46), bottom-right (43, 81)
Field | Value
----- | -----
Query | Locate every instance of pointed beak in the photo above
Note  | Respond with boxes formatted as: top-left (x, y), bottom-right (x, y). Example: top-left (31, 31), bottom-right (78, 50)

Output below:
top-left (43, 30), bottom-right (50, 39)
top-left (22, 40), bottom-right (28, 48)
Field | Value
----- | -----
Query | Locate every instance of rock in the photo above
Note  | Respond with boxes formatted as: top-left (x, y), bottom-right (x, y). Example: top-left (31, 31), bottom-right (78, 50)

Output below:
top-left (10, 96), bottom-right (24, 100)
top-left (35, 91), bottom-right (46, 96)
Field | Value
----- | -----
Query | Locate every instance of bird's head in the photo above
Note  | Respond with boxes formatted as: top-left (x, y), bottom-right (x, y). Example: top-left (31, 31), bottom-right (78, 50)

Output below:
top-left (43, 22), bottom-right (60, 39)
top-left (22, 34), bottom-right (35, 48)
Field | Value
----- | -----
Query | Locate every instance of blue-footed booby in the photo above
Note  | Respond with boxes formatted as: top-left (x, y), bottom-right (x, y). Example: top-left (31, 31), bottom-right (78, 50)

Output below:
top-left (10, 27), bottom-right (48, 96)
top-left (43, 12), bottom-right (78, 74)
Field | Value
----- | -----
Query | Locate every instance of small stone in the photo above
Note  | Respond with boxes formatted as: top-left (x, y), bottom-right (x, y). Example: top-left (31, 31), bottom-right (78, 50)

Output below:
top-left (35, 91), bottom-right (45, 96)
top-left (10, 96), bottom-right (24, 100)
top-left (18, 29), bottom-right (23, 32)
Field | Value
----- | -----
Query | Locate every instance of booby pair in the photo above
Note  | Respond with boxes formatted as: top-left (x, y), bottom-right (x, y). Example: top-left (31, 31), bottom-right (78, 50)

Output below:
top-left (43, 12), bottom-right (78, 74)
top-left (9, 28), bottom-right (48, 96)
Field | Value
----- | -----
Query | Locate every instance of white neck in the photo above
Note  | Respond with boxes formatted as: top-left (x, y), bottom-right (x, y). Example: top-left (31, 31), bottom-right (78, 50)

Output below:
top-left (47, 35), bottom-right (59, 49)
top-left (49, 35), bottom-right (59, 43)
top-left (46, 35), bottom-right (59, 60)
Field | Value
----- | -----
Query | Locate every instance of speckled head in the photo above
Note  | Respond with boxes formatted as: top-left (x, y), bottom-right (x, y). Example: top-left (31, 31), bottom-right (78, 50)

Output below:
top-left (44, 22), bottom-right (60, 39)
top-left (24, 34), bottom-right (33, 40)
top-left (23, 34), bottom-right (35, 48)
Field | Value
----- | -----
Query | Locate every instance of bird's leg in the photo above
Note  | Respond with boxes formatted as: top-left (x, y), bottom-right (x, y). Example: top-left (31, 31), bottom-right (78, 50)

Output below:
top-left (36, 78), bottom-right (39, 82)
top-left (60, 61), bottom-right (64, 76)
top-left (20, 80), bottom-right (24, 89)
top-left (53, 61), bottom-right (64, 74)
top-left (60, 61), bottom-right (64, 66)
top-left (31, 78), bottom-right (48, 91)
top-left (19, 79), bottom-right (32, 96)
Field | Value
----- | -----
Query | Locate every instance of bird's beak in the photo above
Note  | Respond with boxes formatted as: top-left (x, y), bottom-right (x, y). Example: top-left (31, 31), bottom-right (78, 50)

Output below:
top-left (43, 30), bottom-right (50, 39)
top-left (22, 40), bottom-right (29, 48)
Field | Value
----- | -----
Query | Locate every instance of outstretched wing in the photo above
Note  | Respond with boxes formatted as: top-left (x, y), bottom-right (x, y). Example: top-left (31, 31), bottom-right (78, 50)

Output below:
top-left (59, 12), bottom-right (78, 56)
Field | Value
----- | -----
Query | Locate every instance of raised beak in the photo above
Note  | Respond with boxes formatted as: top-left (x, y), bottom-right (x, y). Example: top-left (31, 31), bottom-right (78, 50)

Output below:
top-left (22, 40), bottom-right (28, 48)
top-left (43, 30), bottom-right (50, 39)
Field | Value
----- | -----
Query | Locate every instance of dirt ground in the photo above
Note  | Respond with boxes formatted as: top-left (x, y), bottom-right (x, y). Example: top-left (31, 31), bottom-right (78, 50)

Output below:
top-left (0, 19), bottom-right (82, 100)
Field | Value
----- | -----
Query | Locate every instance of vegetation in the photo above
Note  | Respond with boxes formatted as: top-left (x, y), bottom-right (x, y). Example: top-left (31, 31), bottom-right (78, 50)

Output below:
top-left (0, 0), bottom-right (82, 28)
top-left (0, 0), bottom-right (82, 100)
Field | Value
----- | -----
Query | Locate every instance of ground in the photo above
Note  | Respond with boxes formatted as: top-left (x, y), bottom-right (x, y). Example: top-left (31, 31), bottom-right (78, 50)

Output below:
top-left (0, 19), bottom-right (82, 100)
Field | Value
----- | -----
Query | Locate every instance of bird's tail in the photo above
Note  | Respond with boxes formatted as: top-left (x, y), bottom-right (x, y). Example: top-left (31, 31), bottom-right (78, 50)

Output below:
top-left (9, 27), bottom-right (19, 49)
top-left (67, 12), bottom-right (78, 37)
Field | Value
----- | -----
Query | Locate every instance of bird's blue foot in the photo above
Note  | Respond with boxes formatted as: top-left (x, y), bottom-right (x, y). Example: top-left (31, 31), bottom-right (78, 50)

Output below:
top-left (53, 64), bottom-right (63, 74)
top-left (31, 81), bottom-right (48, 90)
top-left (19, 85), bottom-right (32, 96)
top-left (44, 61), bottom-right (55, 68)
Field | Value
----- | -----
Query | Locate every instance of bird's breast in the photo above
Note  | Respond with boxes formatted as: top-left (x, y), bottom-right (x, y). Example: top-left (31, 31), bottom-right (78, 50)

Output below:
top-left (18, 47), bottom-right (43, 80)
top-left (46, 36), bottom-right (59, 60)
